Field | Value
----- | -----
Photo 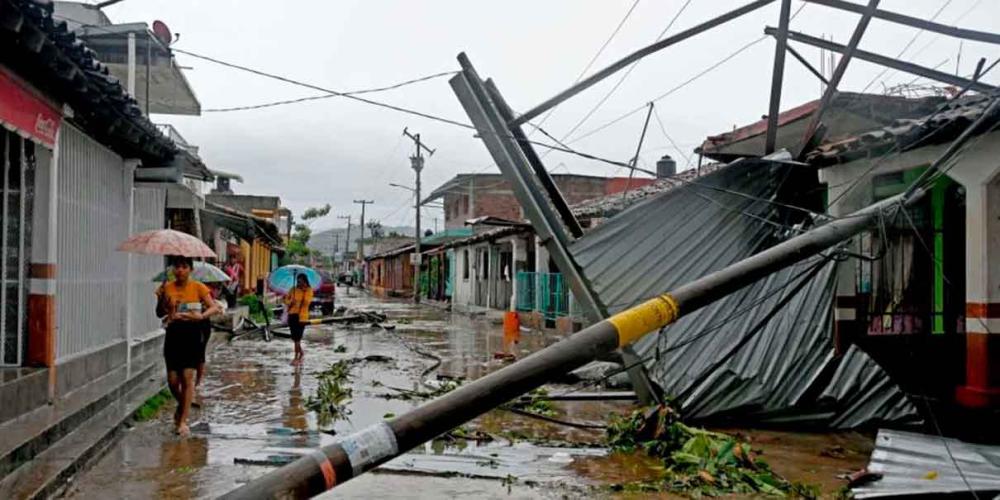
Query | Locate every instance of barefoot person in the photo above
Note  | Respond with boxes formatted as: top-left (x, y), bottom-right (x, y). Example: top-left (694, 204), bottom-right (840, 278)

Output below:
top-left (156, 256), bottom-right (220, 436)
top-left (283, 274), bottom-right (313, 365)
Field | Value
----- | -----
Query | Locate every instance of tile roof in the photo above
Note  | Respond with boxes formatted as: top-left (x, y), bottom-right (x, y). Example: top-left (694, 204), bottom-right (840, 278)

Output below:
top-left (0, 0), bottom-right (176, 161)
top-left (807, 94), bottom-right (1000, 167)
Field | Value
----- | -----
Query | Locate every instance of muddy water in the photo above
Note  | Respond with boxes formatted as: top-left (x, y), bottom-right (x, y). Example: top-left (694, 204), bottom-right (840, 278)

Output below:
top-left (61, 292), bottom-right (871, 499)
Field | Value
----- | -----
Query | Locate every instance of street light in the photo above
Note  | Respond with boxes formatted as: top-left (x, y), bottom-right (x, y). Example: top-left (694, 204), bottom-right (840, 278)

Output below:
top-left (389, 182), bottom-right (415, 193)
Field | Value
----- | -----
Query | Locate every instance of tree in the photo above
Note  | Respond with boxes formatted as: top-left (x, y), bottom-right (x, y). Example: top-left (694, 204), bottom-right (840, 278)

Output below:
top-left (366, 220), bottom-right (384, 239)
top-left (284, 204), bottom-right (331, 264)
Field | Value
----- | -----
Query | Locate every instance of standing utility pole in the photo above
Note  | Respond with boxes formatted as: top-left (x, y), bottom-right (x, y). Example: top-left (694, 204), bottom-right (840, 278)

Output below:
top-left (353, 201), bottom-right (373, 263)
top-left (403, 127), bottom-right (435, 303)
top-left (332, 233), bottom-right (340, 268)
top-left (337, 215), bottom-right (352, 268)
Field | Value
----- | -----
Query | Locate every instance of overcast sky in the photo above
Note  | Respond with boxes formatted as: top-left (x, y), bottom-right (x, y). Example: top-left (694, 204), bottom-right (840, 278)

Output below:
top-left (99, 0), bottom-right (999, 231)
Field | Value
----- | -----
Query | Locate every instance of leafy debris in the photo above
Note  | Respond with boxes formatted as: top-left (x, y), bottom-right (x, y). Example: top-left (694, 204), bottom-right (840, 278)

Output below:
top-left (607, 405), bottom-right (819, 498)
top-left (306, 361), bottom-right (353, 427)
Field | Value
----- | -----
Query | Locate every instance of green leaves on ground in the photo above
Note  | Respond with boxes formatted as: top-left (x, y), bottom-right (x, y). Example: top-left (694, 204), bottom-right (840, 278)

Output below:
top-left (508, 387), bottom-right (558, 417)
top-left (606, 405), bottom-right (819, 498)
top-left (134, 388), bottom-right (172, 422)
top-left (306, 361), bottom-right (353, 427)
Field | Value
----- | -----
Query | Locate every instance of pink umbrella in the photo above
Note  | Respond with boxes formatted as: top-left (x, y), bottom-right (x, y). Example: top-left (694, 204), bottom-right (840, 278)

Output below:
top-left (116, 229), bottom-right (216, 258)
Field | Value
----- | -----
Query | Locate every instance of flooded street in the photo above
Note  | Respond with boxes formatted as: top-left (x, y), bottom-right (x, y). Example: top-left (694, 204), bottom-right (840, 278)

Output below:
top-left (61, 292), bottom-right (871, 499)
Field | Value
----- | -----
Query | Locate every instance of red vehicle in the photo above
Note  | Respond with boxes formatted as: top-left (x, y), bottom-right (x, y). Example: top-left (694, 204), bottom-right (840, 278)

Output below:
top-left (312, 270), bottom-right (336, 316)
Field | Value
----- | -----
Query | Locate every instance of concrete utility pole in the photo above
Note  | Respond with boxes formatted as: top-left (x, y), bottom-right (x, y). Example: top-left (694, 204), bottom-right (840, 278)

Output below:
top-left (332, 233), bottom-right (340, 269)
top-left (220, 94), bottom-right (999, 500)
top-left (403, 127), bottom-right (434, 303)
top-left (337, 215), bottom-right (352, 270)
top-left (353, 201), bottom-right (373, 262)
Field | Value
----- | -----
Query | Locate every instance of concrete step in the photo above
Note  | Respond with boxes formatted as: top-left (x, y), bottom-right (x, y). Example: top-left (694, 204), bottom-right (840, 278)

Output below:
top-left (0, 349), bottom-right (161, 481)
top-left (0, 362), bottom-right (165, 500)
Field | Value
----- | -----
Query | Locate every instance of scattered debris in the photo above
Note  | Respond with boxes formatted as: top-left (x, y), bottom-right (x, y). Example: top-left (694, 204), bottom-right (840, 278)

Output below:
top-left (606, 405), bottom-right (819, 497)
top-left (508, 388), bottom-right (557, 417)
top-left (852, 428), bottom-right (1000, 498)
top-left (333, 344), bottom-right (348, 353)
top-left (305, 361), bottom-right (353, 427)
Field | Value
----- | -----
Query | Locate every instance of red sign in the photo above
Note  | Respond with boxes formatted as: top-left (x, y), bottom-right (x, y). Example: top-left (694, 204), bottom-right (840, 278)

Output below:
top-left (0, 68), bottom-right (61, 148)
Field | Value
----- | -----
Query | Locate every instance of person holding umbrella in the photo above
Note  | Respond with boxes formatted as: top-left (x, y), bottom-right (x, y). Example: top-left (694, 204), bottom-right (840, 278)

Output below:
top-left (117, 229), bottom-right (221, 437)
top-left (283, 273), bottom-right (313, 365)
top-left (156, 256), bottom-right (221, 436)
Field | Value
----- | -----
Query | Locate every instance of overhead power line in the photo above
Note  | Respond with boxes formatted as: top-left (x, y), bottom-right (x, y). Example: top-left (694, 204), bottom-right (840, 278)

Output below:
top-left (202, 71), bottom-right (458, 112)
top-left (171, 48), bottom-right (476, 130)
top-left (531, 0), bottom-right (644, 134)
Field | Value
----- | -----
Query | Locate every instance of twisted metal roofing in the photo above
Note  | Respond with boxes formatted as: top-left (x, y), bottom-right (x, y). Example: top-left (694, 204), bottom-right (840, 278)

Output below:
top-left (569, 159), bottom-right (920, 427)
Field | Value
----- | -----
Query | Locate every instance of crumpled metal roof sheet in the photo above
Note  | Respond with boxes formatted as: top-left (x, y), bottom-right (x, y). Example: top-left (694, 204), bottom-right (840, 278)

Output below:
top-left (569, 159), bottom-right (920, 427)
top-left (853, 429), bottom-right (1000, 498)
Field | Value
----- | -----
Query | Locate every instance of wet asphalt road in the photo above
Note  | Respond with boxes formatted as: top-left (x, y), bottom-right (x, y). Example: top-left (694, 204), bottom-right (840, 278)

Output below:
top-left (60, 291), bottom-right (622, 499)
top-left (60, 291), bottom-right (872, 499)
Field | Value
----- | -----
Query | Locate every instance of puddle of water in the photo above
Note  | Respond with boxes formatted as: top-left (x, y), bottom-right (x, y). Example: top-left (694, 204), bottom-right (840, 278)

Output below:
top-left (62, 291), bottom-right (872, 499)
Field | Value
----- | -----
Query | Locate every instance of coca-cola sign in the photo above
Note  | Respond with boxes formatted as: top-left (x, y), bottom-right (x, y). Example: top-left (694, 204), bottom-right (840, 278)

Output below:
top-left (0, 68), bottom-right (61, 148)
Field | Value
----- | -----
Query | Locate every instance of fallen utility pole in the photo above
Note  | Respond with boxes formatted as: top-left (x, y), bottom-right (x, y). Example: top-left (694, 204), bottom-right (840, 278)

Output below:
top-left (221, 96), bottom-right (1000, 499)
top-left (224, 37), bottom-right (1000, 492)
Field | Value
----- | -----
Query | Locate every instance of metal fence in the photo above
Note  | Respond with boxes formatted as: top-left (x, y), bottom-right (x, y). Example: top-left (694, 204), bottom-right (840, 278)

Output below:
top-left (56, 124), bottom-right (130, 361)
top-left (515, 272), bottom-right (568, 319)
top-left (128, 187), bottom-right (165, 339)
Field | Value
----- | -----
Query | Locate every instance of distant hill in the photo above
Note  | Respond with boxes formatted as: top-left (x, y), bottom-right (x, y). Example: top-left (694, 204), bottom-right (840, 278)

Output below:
top-left (308, 225), bottom-right (414, 255)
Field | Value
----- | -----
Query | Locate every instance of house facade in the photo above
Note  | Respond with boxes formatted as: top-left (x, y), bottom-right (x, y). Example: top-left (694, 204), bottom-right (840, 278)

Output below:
top-left (807, 95), bottom-right (1000, 410)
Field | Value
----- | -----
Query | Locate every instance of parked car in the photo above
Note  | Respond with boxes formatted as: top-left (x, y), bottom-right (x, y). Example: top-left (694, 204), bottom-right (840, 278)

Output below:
top-left (312, 270), bottom-right (336, 316)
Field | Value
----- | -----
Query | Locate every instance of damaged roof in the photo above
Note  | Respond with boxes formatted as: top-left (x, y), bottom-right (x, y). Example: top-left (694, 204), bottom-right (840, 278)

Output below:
top-left (568, 158), bottom-right (920, 427)
top-left (852, 429), bottom-right (1000, 498)
top-left (808, 93), bottom-right (1000, 167)
top-left (699, 92), bottom-right (942, 162)
top-left (570, 164), bottom-right (723, 220)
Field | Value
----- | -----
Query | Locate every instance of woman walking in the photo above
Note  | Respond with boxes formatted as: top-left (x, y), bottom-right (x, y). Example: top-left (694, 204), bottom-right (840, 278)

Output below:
top-left (283, 274), bottom-right (313, 365)
top-left (157, 256), bottom-right (220, 436)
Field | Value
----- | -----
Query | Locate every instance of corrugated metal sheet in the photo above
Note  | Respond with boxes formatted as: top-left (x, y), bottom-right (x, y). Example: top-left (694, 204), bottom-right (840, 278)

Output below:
top-left (56, 124), bottom-right (130, 360)
top-left (853, 429), bottom-right (1000, 498)
top-left (569, 159), bottom-right (919, 427)
top-left (128, 187), bottom-right (165, 338)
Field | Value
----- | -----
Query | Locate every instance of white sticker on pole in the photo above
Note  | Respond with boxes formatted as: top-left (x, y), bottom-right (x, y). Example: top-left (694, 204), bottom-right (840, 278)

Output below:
top-left (339, 422), bottom-right (399, 477)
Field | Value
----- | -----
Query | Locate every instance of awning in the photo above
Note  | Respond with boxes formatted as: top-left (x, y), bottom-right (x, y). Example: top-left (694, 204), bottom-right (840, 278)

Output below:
top-left (201, 201), bottom-right (283, 248)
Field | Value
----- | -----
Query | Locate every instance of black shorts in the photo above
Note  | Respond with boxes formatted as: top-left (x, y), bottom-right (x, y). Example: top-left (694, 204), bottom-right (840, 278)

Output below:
top-left (164, 321), bottom-right (204, 372)
top-left (288, 314), bottom-right (305, 342)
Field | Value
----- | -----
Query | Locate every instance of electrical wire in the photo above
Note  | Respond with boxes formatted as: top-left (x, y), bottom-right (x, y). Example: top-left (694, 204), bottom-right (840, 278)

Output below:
top-left (202, 71), bottom-right (458, 112)
top-left (567, 35), bottom-right (770, 146)
top-left (652, 105), bottom-right (694, 168)
top-left (551, 254), bottom-right (832, 399)
top-left (859, 0), bottom-right (955, 94)
top-left (530, 0), bottom-right (644, 135)
top-left (565, 2), bottom-right (808, 147)
top-left (555, 0), bottom-right (695, 146)
top-left (171, 48), bottom-right (476, 130)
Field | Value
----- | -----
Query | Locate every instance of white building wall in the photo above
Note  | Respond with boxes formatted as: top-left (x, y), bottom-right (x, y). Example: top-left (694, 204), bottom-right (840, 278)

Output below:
top-left (128, 187), bottom-right (166, 339)
top-left (56, 124), bottom-right (131, 361)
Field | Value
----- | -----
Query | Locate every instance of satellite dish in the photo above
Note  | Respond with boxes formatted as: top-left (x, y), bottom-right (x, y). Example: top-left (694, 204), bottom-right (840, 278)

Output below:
top-left (152, 20), bottom-right (172, 46)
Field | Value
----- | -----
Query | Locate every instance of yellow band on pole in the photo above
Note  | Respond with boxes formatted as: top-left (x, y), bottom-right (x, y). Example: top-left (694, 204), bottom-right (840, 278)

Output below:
top-left (608, 294), bottom-right (680, 346)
